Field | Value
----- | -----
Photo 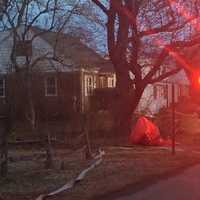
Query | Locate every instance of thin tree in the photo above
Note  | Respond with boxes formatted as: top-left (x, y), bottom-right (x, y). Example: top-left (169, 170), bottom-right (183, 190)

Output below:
top-left (0, 0), bottom-right (96, 173)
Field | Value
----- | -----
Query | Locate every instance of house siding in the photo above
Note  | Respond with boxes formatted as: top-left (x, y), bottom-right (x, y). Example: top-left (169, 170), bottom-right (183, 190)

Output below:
top-left (137, 80), bottom-right (189, 115)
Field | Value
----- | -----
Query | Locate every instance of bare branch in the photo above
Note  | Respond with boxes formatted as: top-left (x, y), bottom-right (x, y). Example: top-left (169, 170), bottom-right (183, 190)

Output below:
top-left (149, 68), bottom-right (181, 84)
top-left (139, 20), bottom-right (175, 37)
top-left (143, 49), bottom-right (168, 84)
top-left (91, 0), bottom-right (108, 15)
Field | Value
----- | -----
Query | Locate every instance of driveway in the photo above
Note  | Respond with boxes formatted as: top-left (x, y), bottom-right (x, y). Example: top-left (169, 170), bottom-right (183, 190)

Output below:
top-left (115, 164), bottom-right (200, 200)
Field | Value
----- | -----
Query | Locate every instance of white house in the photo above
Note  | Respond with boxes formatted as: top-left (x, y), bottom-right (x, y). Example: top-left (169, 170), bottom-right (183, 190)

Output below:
top-left (137, 69), bottom-right (190, 115)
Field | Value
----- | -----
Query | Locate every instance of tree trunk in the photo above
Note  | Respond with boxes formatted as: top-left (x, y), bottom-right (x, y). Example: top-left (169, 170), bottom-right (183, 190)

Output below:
top-left (0, 116), bottom-right (8, 177)
top-left (81, 114), bottom-right (92, 159)
top-left (44, 123), bottom-right (54, 169)
top-left (26, 71), bottom-right (36, 130)
top-left (84, 125), bottom-right (92, 159)
top-left (113, 70), bottom-right (145, 140)
top-left (113, 93), bottom-right (142, 137)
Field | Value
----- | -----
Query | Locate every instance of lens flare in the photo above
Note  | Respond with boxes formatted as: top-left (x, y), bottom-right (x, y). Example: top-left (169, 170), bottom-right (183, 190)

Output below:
top-left (198, 76), bottom-right (200, 84)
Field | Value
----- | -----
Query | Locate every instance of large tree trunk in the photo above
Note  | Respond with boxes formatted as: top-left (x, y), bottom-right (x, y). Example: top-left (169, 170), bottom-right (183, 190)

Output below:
top-left (113, 70), bottom-right (145, 139)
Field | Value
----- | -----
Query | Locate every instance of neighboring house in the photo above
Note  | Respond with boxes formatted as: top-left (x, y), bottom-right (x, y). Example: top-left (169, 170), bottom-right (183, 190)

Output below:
top-left (0, 27), bottom-right (116, 121)
top-left (137, 69), bottom-right (190, 115)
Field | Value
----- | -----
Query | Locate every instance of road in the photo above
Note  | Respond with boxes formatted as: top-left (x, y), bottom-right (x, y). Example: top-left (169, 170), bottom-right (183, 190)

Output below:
top-left (115, 164), bottom-right (200, 200)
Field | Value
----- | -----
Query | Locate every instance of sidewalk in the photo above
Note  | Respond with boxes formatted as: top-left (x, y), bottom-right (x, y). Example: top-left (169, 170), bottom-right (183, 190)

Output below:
top-left (115, 164), bottom-right (200, 200)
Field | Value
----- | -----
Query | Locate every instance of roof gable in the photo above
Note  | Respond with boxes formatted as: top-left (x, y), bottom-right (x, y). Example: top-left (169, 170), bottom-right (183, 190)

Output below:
top-left (31, 27), bottom-right (114, 72)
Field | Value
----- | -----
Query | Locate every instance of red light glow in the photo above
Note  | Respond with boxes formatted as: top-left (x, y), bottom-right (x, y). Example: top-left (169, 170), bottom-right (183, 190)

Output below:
top-left (155, 38), bottom-right (192, 72)
top-left (111, 0), bottom-right (198, 76)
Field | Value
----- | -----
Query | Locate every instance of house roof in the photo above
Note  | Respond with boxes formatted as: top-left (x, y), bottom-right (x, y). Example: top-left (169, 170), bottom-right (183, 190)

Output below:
top-left (0, 26), bottom-right (114, 73)
top-left (31, 27), bottom-right (114, 73)
top-left (165, 70), bottom-right (190, 85)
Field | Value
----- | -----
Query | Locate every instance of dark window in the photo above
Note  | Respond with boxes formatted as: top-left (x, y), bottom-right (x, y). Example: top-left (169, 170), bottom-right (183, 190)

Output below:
top-left (88, 77), bottom-right (92, 85)
top-left (179, 85), bottom-right (182, 97)
top-left (0, 78), bottom-right (5, 97)
top-left (45, 76), bottom-right (57, 96)
top-left (99, 77), bottom-right (104, 88)
top-left (153, 85), bottom-right (157, 99)
top-left (164, 84), bottom-right (168, 99)
top-left (16, 40), bottom-right (32, 57)
top-left (111, 79), bottom-right (114, 87)
top-left (86, 76), bottom-right (93, 96)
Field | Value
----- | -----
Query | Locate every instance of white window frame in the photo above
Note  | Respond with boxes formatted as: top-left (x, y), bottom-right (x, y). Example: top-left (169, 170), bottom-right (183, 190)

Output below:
top-left (0, 78), bottom-right (5, 98)
top-left (99, 76), bottom-right (104, 88)
top-left (93, 76), bottom-right (97, 89)
top-left (85, 75), bottom-right (93, 96)
top-left (108, 77), bottom-right (115, 88)
top-left (45, 76), bottom-right (58, 96)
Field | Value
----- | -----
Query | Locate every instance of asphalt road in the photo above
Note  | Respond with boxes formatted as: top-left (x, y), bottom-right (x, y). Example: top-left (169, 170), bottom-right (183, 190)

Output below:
top-left (115, 164), bottom-right (200, 200)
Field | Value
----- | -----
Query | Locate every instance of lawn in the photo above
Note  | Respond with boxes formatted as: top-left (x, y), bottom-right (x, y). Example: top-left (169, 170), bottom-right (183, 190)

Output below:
top-left (1, 113), bottom-right (200, 200)
top-left (47, 146), bottom-right (200, 200)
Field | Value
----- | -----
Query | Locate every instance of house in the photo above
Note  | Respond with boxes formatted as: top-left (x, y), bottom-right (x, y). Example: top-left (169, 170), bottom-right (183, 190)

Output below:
top-left (137, 57), bottom-right (190, 116)
top-left (0, 27), bottom-right (116, 123)
top-left (0, 26), bottom-right (191, 125)
top-left (138, 70), bottom-right (190, 115)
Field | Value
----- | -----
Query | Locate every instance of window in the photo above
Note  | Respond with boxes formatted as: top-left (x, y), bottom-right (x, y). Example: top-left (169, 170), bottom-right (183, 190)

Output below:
top-left (164, 84), bottom-right (168, 99)
top-left (153, 84), bottom-right (165, 99)
top-left (0, 78), bottom-right (5, 97)
top-left (85, 75), bottom-right (94, 96)
top-left (99, 76), bottom-right (104, 88)
top-left (16, 40), bottom-right (32, 57)
top-left (111, 79), bottom-right (115, 87)
top-left (159, 84), bottom-right (164, 97)
top-left (153, 85), bottom-right (157, 99)
top-left (93, 76), bottom-right (97, 88)
top-left (108, 77), bottom-right (115, 88)
top-left (178, 85), bottom-right (183, 97)
top-left (45, 76), bottom-right (57, 96)
top-left (87, 76), bottom-right (93, 95)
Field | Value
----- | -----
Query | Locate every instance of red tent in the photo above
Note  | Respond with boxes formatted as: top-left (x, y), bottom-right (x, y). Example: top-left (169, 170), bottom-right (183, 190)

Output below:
top-left (129, 116), bottom-right (170, 146)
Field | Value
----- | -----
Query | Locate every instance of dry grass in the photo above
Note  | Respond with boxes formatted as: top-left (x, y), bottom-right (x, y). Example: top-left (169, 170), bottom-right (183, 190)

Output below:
top-left (1, 145), bottom-right (200, 200)
top-left (177, 114), bottom-right (200, 149)
top-left (2, 114), bottom-right (200, 200)
top-left (0, 149), bottom-right (89, 199)
top-left (47, 146), bottom-right (200, 200)
top-left (47, 112), bottom-right (200, 200)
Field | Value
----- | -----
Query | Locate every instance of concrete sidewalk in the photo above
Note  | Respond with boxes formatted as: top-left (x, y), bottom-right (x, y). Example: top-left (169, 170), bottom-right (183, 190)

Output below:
top-left (115, 164), bottom-right (200, 200)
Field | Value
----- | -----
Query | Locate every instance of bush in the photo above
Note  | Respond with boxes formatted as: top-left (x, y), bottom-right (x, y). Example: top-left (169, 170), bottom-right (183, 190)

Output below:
top-left (155, 98), bottom-right (200, 139)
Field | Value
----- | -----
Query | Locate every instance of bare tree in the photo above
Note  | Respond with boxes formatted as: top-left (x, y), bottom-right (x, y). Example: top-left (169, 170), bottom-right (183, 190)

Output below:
top-left (91, 0), bottom-right (200, 134)
top-left (0, 0), bottom-right (97, 174)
